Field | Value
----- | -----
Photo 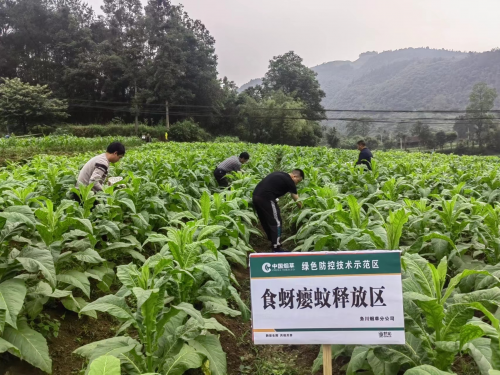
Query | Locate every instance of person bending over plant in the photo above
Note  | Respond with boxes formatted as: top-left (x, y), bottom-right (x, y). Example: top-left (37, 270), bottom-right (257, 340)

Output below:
top-left (72, 142), bottom-right (125, 204)
top-left (213, 151), bottom-right (250, 187)
top-left (252, 169), bottom-right (304, 252)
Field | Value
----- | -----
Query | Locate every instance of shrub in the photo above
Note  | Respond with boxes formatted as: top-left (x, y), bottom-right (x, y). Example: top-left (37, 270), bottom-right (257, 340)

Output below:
top-left (30, 125), bottom-right (57, 135)
top-left (62, 124), bottom-right (165, 139)
top-left (213, 136), bottom-right (240, 143)
top-left (168, 119), bottom-right (211, 142)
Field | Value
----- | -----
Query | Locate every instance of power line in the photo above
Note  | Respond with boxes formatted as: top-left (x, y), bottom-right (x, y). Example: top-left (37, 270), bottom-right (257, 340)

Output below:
top-left (64, 98), bottom-right (500, 114)
top-left (63, 103), bottom-right (500, 125)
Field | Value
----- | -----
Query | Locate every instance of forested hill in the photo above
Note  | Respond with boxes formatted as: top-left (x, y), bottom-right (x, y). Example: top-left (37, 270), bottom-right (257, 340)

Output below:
top-left (240, 48), bottom-right (500, 112)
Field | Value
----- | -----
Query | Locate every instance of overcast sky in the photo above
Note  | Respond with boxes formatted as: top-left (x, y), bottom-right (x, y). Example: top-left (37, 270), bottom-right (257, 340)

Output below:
top-left (85, 0), bottom-right (500, 86)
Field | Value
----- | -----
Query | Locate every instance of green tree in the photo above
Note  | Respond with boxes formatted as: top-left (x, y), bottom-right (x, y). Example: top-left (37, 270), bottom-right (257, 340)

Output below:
top-left (412, 121), bottom-right (433, 149)
top-left (383, 138), bottom-right (396, 149)
top-left (211, 77), bottom-right (243, 136)
top-left (346, 117), bottom-right (373, 137)
top-left (260, 51), bottom-right (326, 120)
top-left (465, 82), bottom-right (498, 148)
top-left (453, 115), bottom-right (472, 145)
top-left (445, 132), bottom-right (458, 150)
top-left (0, 0), bottom-right (222, 127)
top-left (238, 90), bottom-right (322, 146)
top-left (325, 126), bottom-right (340, 148)
top-left (0, 78), bottom-right (68, 133)
top-left (143, 0), bottom-right (221, 129)
top-left (395, 122), bottom-right (409, 149)
top-left (435, 131), bottom-right (447, 149)
top-left (169, 118), bottom-right (211, 142)
top-left (364, 136), bottom-right (379, 150)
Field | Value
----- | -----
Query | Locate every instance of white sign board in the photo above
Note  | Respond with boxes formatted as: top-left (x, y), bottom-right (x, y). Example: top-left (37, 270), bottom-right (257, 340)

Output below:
top-left (249, 251), bottom-right (405, 345)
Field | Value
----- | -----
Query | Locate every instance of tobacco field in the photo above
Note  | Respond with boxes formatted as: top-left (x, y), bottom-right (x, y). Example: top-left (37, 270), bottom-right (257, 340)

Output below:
top-left (2, 141), bottom-right (500, 375)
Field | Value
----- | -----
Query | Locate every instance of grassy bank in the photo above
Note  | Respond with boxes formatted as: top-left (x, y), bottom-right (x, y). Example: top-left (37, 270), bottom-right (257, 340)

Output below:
top-left (0, 135), bottom-right (146, 162)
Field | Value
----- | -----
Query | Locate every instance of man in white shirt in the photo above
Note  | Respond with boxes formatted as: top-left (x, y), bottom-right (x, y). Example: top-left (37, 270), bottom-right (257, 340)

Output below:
top-left (73, 142), bottom-right (125, 204)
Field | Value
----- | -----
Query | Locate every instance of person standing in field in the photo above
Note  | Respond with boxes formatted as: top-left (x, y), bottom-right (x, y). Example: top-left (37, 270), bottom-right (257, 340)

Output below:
top-left (214, 152), bottom-right (250, 187)
top-left (73, 142), bottom-right (126, 202)
top-left (355, 140), bottom-right (373, 170)
top-left (252, 169), bottom-right (304, 252)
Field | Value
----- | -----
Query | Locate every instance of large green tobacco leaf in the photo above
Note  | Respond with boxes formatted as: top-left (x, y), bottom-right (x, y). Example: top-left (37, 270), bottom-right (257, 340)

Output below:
top-left (229, 285), bottom-right (250, 321)
top-left (0, 211), bottom-right (35, 229)
top-left (441, 303), bottom-right (474, 340)
top-left (454, 287), bottom-right (500, 305)
top-left (176, 318), bottom-right (204, 341)
top-left (57, 270), bottom-right (91, 298)
top-left (347, 195), bottom-right (363, 228)
top-left (200, 191), bottom-right (211, 225)
top-left (116, 264), bottom-right (142, 289)
top-left (442, 269), bottom-right (493, 304)
top-left (464, 338), bottom-right (492, 375)
top-left (385, 208), bottom-right (410, 250)
top-left (409, 233), bottom-right (457, 256)
top-left (405, 293), bottom-right (444, 332)
top-left (74, 336), bottom-right (142, 367)
top-left (404, 299), bottom-right (431, 345)
top-left (402, 254), bottom-right (435, 298)
top-left (0, 336), bottom-right (19, 355)
top-left (405, 365), bottom-right (455, 375)
top-left (73, 217), bottom-right (94, 234)
top-left (74, 249), bottom-right (105, 264)
top-left (118, 198), bottom-right (136, 214)
top-left (3, 320), bottom-right (52, 373)
top-left (434, 341), bottom-right (459, 371)
top-left (86, 265), bottom-right (115, 292)
top-left (346, 346), bottom-right (370, 375)
top-left (459, 324), bottom-right (485, 348)
top-left (172, 303), bottom-right (204, 324)
top-left (80, 295), bottom-right (134, 320)
top-left (62, 296), bottom-right (97, 318)
top-left (202, 318), bottom-right (233, 335)
top-left (188, 333), bottom-right (226, 375)
top-left (163, 344), bottom-right (203, 375)
top-left (373, 333), bottom-right (429, 368)
top-left (196, 262), bottom-right (229, 287)
top-left (88, 355), bottom-right (121, 375)
top-left (156, 311), bottom-right (186, 360)
top-left (74, 336), bottom-right (139, 358)
top-left (16, 246), bottom-right (56, 287)
top-left (0, 279), bottom-right (26, 331)
top-left (367, 350), bottom-right (399, 375)
top-left (97, 220), bottom-right (121, 240)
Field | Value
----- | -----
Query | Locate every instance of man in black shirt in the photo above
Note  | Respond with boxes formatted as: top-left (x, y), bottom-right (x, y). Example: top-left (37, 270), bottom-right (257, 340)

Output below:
top-left (252, 169), bottom-right (304, 252)
top-left (355, 140), bottom-right (373, 170)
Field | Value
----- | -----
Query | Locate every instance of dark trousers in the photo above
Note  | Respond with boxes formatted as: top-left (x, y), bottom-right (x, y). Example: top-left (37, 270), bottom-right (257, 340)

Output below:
top-left (253, 195), bottom-right (282, 251)
top-left (213, 168), bottom-right (229, 187)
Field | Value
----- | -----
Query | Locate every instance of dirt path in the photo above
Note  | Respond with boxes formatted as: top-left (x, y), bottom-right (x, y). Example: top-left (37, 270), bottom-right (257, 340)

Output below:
top-left (212, 232), bottom-right (344, 375)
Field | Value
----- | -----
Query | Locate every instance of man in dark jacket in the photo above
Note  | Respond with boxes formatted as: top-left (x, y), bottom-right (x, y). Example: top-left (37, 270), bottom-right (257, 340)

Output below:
top-left (252, 169), bottom-right (304, 252)
top-left (356, 140), bottom-right (373, 170)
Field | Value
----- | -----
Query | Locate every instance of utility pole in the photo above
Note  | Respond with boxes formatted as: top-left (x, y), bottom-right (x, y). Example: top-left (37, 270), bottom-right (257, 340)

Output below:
top-left (165, 100), bottom-right (170, 130)
top-left (134, 79), bottom-right (139, 135)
